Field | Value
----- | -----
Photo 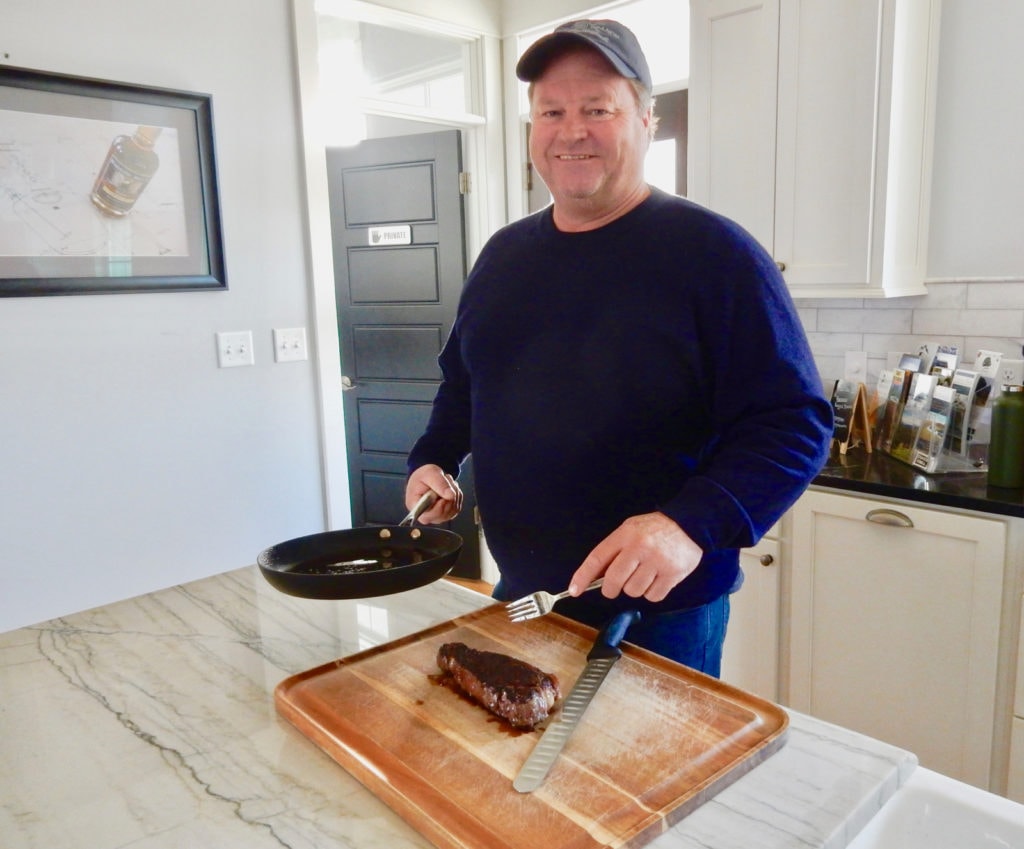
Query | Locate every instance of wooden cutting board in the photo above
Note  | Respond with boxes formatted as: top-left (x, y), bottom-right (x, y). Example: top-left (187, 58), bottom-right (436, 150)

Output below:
top-left (275, 603), bottom-right (788, 849)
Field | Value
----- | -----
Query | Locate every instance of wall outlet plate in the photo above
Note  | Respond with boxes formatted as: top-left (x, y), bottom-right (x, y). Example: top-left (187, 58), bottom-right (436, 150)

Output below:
top-left (216, 331), bottom-right (254, 367)
top-left (999, 359), bottom-right (1024, 386)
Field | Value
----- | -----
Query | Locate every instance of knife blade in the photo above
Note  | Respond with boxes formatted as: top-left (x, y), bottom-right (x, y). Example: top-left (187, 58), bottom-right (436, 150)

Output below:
top-left (513, 608), bottom-right (641, 793)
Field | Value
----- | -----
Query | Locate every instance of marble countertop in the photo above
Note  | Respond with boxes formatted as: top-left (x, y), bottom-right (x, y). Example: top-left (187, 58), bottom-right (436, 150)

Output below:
top-left (815, 446), bottom-right (1024, 518)
top-left (0, 567), bottom-right (916, 849)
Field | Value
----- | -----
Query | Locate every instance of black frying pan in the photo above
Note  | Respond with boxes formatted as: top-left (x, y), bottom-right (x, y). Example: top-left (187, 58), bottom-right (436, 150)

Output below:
top-left (257, 493), bottom-right (463, 599)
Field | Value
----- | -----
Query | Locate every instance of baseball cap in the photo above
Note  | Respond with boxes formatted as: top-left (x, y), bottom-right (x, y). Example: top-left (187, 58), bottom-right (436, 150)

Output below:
top-left (516, 19), bottom-right (652, 93)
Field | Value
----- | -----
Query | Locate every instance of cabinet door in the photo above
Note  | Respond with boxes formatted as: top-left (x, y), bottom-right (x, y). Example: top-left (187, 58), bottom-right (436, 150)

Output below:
top-left (1010, 718), bottom-right (1024, 804)
top-left (721, 536), bottom-right (780, 701)
top-left (789, 489), bottom-right (1005, 789)
top-left (1017, 592), bottom-right (1024, 714)
top-left (773, 2), bottom-right (878, 289)
top-left (688, 0), bottom-right (778, 252)
top-left (689, 0), bottom-right (941, 298)
top-left (1011, 593), bottom-right (1024, 803)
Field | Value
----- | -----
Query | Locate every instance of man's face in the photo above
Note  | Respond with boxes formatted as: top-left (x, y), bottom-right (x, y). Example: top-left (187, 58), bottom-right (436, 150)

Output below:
top-left (528, 46), bottom-right (651, 225)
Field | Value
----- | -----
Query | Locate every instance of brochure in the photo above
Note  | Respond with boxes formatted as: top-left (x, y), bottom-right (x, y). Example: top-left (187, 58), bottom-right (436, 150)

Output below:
top-left (910, 385), bottom-right (956, 473)
top-left (948, 369), bottom-right (981, 455)
top-left (875, 368), bottom-right (910, 453)
top-left (889, 373), bottom-right (937, 462)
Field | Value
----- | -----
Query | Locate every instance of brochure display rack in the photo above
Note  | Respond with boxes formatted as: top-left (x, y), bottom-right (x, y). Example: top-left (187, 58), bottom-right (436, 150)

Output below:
top-left (831, 345), bottom-right (999, 475)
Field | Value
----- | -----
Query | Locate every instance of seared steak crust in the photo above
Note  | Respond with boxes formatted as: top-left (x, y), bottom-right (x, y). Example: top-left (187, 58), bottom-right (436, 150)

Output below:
top-left (436, 642), bottom-right (560, 729)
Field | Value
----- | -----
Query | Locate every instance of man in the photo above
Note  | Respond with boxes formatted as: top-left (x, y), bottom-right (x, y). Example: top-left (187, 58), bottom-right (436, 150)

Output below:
top-left (404, 20), bottom-right (832, 675)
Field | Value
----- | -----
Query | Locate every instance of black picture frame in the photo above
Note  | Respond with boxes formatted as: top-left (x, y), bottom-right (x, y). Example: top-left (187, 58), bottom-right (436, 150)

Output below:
top-left (0, 66), bottom-right (226, 296)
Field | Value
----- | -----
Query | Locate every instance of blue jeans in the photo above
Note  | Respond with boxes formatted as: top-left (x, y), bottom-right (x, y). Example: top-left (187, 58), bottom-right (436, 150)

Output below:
top-left (622, 596), bottom-right (731, 676)
top-left (493, 580), bottom-right (732, 677)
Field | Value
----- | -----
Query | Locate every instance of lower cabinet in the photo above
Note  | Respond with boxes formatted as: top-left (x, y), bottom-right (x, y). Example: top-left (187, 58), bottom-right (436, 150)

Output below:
top-left (1010, 719), bottom-right (1024, 802)
top-left (1009, 594), bottom-right (1024, 803)
top-left (721, 530), bottom-right (780, 702)
top-left (787, 488), bottom-right (1006, 790)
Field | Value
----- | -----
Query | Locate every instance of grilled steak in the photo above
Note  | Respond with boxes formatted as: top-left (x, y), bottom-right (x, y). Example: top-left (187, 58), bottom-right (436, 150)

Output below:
top-left (436, 642), bottom-right (560, 729)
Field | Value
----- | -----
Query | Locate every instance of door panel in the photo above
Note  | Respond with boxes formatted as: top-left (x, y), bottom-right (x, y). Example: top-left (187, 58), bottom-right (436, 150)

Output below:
top-left (348, 247), bottom-right (440, 302)
top-left (327, 129), bottom-right (479, 578)
top-left (341, 163), bottom-right (437, 223)
top-left (352, 326), bottom-right (443, 381)
top-left (356, 399), bottom-right (434, 455)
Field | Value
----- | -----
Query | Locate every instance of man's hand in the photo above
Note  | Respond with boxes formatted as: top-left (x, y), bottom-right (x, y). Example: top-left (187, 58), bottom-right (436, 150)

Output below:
top-left (405, 464), bottom-right (463, 524)
top-left (569, 512), bottom-right (703, 603)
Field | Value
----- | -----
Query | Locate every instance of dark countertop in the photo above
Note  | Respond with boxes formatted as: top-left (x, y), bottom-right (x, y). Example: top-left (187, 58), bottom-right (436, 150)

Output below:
top-left (814, 446), bottom-right (1024, 519)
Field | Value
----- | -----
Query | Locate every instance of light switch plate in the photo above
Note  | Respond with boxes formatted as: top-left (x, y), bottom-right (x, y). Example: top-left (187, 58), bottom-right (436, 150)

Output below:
top-left (273, 327), bottom-right (308, 363)
top-left (216, 331), bottom-right (254, 367)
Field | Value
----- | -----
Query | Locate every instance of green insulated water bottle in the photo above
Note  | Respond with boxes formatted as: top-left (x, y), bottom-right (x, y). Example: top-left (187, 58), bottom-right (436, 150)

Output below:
top-left (988, 385), bottom-right (1024, 488)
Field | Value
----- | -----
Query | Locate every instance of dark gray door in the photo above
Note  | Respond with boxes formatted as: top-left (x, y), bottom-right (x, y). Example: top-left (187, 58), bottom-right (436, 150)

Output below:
top-left (327, 130), bottom-right (479, 578)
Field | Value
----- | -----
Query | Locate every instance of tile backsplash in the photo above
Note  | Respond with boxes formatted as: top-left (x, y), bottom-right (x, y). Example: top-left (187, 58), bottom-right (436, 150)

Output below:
top-left (796, 279), bottom-right (1024, 391)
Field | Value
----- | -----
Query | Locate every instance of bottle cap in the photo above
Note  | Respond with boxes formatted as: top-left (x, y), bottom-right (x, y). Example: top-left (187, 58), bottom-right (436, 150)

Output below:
top-left (135, 126), bottom-right (163, 146)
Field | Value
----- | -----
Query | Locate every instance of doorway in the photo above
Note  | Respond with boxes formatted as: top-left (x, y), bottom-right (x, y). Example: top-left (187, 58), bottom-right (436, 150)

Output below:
top-left (296, 3), bottom-right (498, 576)
top-left (326, 129), bottom-right (480, 578)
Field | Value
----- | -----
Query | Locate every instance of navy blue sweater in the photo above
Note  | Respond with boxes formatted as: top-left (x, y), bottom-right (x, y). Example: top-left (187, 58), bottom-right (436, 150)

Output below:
top-left (409, 189), bottom-right (832, 616)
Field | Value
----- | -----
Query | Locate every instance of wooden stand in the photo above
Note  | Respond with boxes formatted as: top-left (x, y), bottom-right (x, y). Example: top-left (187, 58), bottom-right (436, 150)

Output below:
top-left (831, 380), bottom-right (873, 455)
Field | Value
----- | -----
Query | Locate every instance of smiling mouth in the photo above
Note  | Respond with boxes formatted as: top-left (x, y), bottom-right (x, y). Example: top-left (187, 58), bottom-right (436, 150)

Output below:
top-left (556, 154), bottom-right (594, 160)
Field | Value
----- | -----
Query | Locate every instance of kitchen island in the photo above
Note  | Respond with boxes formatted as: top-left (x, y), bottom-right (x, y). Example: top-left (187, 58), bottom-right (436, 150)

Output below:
top-left (0, 567), bottom-right (915, 849)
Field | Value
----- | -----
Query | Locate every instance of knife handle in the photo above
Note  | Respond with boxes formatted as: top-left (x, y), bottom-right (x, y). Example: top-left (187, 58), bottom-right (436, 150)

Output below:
top-left (587, 609), bottom-right (641, 661)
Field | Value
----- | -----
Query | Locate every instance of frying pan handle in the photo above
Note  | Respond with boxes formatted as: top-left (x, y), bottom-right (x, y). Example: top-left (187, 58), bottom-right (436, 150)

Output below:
top-left (399, 491), bottom-right (439, 526)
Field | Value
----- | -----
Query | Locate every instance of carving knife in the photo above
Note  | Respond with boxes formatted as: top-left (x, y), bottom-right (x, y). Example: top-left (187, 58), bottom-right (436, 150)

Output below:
top-left (513, 608), bottom-right (641, 793)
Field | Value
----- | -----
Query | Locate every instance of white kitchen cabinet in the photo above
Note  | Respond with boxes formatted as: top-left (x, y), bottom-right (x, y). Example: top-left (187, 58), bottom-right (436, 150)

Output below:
top-left (721, 532), bottom-right (780, 701)
top-left (688, 0), bottom-right (942, 298)
top-left (1010, 719), bottom-right (1024, 802)
top-left (1009, 594), bottom-right (1024, 803)
top-left (787, 489), bottom-right (1005, 790)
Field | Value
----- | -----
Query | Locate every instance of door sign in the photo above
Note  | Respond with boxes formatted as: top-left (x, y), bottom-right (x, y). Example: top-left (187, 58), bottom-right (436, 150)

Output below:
top-left (367, 225), bottom-right (412, 246)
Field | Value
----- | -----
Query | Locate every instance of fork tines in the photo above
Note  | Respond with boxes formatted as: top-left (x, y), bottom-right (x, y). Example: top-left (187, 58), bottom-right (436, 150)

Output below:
top-left (505, 597), bottom-right (543, 622)
top-left (505, 579), bottom-right (604, 622)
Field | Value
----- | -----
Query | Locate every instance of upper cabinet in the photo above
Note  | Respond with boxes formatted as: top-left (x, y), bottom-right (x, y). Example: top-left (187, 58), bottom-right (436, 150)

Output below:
top-left (688, 0), bottom-right (942, 299)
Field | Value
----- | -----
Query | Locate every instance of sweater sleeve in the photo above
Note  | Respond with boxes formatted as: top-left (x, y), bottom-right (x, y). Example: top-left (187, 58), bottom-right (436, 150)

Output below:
top-left (656, 219), bottom-right (833, 552)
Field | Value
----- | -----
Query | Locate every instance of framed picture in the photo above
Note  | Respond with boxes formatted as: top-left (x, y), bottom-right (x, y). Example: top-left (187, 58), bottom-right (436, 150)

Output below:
top-left (0, 66), bottom-right (226, 295)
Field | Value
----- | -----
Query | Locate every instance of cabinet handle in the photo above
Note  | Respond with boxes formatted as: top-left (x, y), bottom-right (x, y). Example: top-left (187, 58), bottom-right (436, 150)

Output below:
top-left (759, 554), bottom-right (775, 567)
top-left (865, 508), bottom-right (914, 528)
top-left (775, 260), bottom-right (786, 272)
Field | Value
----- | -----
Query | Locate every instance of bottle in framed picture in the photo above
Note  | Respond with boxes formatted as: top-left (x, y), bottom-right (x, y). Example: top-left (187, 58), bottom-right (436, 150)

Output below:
top-left (90, 125), bottom-right (162, 217)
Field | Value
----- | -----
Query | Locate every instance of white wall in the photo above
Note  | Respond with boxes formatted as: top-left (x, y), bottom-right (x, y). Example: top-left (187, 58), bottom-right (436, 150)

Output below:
top-left (927, 0), bottom-right (1024, 281)
top-left (357, 0), bottom-right (501, 34)
top-left (501, 0), bottom-right (613, 33)
top-left (0, 0), bottom-right (327, 631)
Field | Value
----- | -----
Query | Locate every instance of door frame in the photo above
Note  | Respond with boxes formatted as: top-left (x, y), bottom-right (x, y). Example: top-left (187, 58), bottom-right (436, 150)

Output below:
top-left (291, 0), bottom-right (506, 529)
